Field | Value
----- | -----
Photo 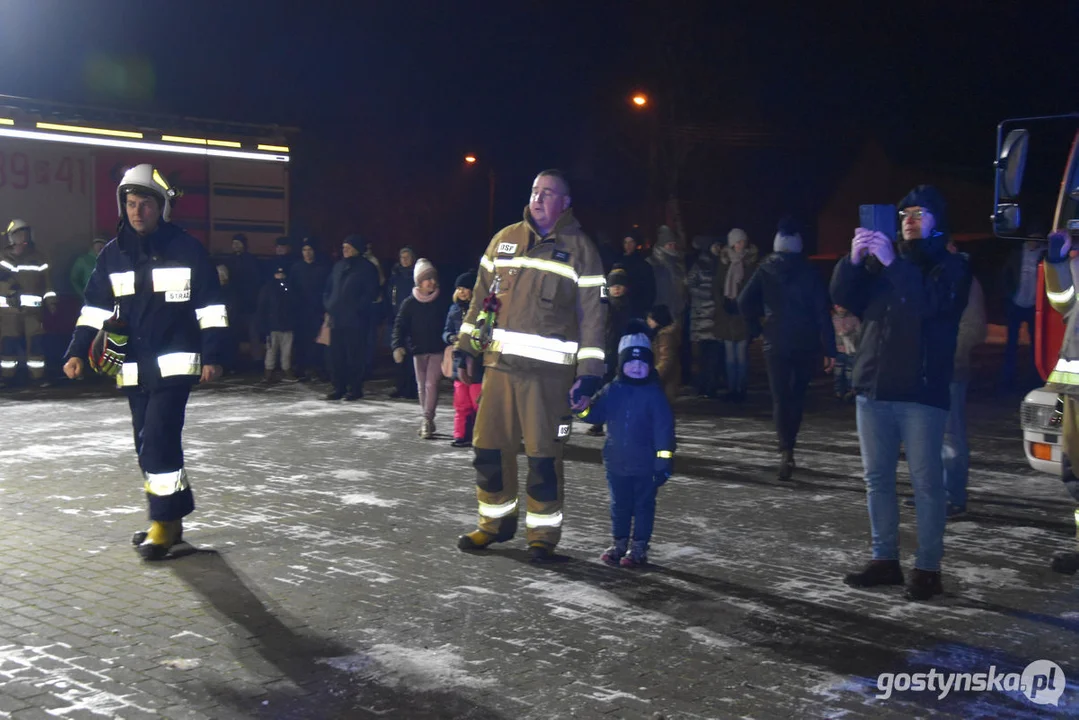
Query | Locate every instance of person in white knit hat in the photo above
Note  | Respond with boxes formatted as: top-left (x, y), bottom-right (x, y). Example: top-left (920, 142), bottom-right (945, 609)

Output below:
top-left (392, 258), bottom-right (451, 438)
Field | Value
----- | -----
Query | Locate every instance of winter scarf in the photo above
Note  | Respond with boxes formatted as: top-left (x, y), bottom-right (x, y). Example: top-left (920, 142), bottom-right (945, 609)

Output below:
top-left (412, 285), bottom-right (440, 303)
top-left (723, 247), bottom-right (747, 300)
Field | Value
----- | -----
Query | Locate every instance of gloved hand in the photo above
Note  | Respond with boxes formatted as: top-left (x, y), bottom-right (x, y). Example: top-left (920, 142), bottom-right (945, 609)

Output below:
top-left (392, 347), bottom-right (406, 364)
top-left (569, 375), bottom-right (602, 412)
top-left (654, 457), bottom-right (673, 487)
top-left (1048, 230), bottom-right (1072, 264)
top-left (455, 350), bottom-right (475, 385)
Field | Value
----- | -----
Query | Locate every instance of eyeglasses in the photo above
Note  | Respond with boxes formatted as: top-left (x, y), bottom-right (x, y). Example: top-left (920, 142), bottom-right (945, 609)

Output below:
top-left (899, 209), bottom-right (931, 220)
top-left (530, 189), bottom-right (563, 201)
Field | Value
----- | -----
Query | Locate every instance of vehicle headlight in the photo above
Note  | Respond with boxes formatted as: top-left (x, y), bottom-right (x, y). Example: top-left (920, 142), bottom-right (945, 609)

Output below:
top-left (1021, 401), bottom-right (1059, 432)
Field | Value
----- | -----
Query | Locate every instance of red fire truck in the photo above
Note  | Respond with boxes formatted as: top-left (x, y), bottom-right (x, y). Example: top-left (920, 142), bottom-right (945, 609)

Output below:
top-left (0, 95), bottom-right (294, 298)
top-left (995, 116), bottom-right (1077, 473)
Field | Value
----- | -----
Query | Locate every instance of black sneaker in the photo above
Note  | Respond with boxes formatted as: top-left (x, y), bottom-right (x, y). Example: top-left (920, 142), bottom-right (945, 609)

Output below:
top-left (1051, 552), bottom-right (1079, 575)
top-left (450, 438), bottom-right (472, 448)
top-left (344, 392), bottom-right (363, 401)
top-left (324, 392), bottom-right (344, 401)
top-left (945, 504), bottom-right (967, 520)
top-left (843, 559), bottom-right (904, 588)
top-left (778, 450), bottom-right (795, 481)
top-left (905, 568), bottom-right (943, 601)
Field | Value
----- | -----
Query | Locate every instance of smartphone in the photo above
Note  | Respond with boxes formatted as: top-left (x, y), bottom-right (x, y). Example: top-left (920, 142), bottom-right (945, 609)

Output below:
top-left (859, 204), bottom-right (897, 242)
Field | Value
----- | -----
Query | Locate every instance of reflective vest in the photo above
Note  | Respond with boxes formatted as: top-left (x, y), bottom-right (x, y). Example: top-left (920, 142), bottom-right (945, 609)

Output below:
top-left (0, 246), bottom-right (56, 310)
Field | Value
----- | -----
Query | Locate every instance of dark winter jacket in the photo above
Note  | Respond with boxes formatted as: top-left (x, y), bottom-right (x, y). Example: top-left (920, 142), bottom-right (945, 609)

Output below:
top-left (648, 245), bottom-right (687, 319)
top-left (386, 262), bottom-right (416, 316)
top-left (687, 251), bottom-right (719, 342)
top-left (290, 258), bottom-right (331, 320)
top-left (227, 251), bottom-right (263, 316)
top-left (444, 300), bottom-right (485, 383)
top-left (393, 292), bottom-right (452, 355)
top-left (256, 279), bottom-right (297, 335)
top-left (66, 221), bottom-right (228, 391)
top-left (604, 295), bottom-right (634, 379)
top-left (619, 251), bottom-right (655, 319)
top-left (576, 378), bottom-right (676, 477)
top-left (323, 256), bottom-right (380, 330)
top-left (829, 246), bottom-right (970, 410)
top-left (738, 252), bottom-right (836, 358)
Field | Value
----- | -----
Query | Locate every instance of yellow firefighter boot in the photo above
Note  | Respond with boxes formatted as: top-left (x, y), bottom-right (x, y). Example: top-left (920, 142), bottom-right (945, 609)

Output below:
top-left (134, 520), bottom-right (182, 561)
top-left (457, 530), bottom-right (497, 551)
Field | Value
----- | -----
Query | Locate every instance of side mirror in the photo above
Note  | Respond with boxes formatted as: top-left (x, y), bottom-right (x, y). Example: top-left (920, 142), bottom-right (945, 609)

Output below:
top-left (997, 128), bottom-right (1030, 199)
top-left (993, 203), bottom-right (1021, 234)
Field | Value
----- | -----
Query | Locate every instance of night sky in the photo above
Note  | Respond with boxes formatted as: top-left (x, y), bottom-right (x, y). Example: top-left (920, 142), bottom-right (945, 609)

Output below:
top-left (0, 1), bottom-right (1076, 263)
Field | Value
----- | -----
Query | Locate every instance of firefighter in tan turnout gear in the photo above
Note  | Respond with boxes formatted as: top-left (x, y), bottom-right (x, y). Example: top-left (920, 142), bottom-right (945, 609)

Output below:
top-left (455, 169), bottom-right (608, 562)
top-left (0, 219), bottom-right (57, 386)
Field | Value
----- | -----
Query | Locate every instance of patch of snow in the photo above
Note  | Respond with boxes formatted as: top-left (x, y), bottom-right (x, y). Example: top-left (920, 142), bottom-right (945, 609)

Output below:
top-left (321, 644), bottom-right (496, 691)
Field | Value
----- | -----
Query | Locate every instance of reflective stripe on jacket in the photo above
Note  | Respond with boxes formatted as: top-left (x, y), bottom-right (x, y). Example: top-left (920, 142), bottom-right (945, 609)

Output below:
top-left (66, 222), bottom-right (228, 390)
top-left (455, 207), bottom-right (607, 378)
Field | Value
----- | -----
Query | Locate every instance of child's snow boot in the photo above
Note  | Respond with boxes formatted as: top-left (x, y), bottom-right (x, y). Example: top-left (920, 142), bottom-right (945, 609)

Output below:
top-left (620, 540), bottom-right (648, 568)
top-left (600, 538), bottom-right (629, 567)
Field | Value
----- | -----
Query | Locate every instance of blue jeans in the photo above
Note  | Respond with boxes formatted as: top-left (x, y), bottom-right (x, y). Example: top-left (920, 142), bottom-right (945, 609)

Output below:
top-left (855, 397), bottom-right (948, 571)
top-left (725, 340), bottom-right (748, 392)
top-left (942, 381), bottom-right (969, 509)
top-left (607, 471), bottom-right (658, 543)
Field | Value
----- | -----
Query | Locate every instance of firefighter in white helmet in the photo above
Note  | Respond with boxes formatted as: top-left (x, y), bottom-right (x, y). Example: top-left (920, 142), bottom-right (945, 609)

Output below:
top-left (0, 218), bottom-right (57, 387)
top-left (63, 163), bottom-right (229, 560)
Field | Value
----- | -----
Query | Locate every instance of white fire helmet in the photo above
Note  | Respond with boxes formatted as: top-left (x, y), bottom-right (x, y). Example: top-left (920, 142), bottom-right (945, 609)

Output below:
top-left (116, 163), bottom-right (176, 222)
top-left (5, 218), bottom-right (31, 246)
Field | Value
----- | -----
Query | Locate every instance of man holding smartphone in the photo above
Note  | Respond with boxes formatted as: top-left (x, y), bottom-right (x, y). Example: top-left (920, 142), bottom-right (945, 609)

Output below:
top-left (830, 185), bottom-right (970, 601)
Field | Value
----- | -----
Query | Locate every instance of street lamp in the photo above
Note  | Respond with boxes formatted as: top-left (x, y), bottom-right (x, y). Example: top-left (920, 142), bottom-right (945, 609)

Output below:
top-left (465, 155), bottom-right (496, 239)
top-left (631, 93), bottom-right (649, 109)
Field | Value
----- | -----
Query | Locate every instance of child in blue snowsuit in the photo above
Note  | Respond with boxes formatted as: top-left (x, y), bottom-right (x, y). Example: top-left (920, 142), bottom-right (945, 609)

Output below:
top-left (576, 320), bottom-right (676, 567)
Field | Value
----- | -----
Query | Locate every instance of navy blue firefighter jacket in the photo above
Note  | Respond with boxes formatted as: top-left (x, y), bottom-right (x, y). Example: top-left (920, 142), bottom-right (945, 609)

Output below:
top-left (65, 222), bottom-right (229, 391)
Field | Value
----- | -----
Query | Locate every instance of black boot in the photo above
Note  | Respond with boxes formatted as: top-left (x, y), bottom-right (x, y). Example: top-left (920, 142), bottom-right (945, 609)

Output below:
top-left (778, 450), bottom-right (795, 481)
top-left (1051, 552), bottom-right (1079, 574)
top-left (528, 542), bottom-right (557, 564)
top-left (905, 569), bottom-right (944, 601)
top-left (843, 559), bottom-right (904, 588)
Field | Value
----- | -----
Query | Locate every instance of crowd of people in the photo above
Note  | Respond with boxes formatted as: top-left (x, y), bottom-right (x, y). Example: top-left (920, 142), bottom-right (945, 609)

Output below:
top-left (0, 157), bottom-right (1054, 603)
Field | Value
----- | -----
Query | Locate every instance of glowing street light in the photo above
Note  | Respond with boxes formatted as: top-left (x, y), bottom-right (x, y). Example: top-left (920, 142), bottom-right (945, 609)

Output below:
top-left (464, 154), bottom-right (477, 164)
top-left (631, 93), bottom-right (649, 108)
